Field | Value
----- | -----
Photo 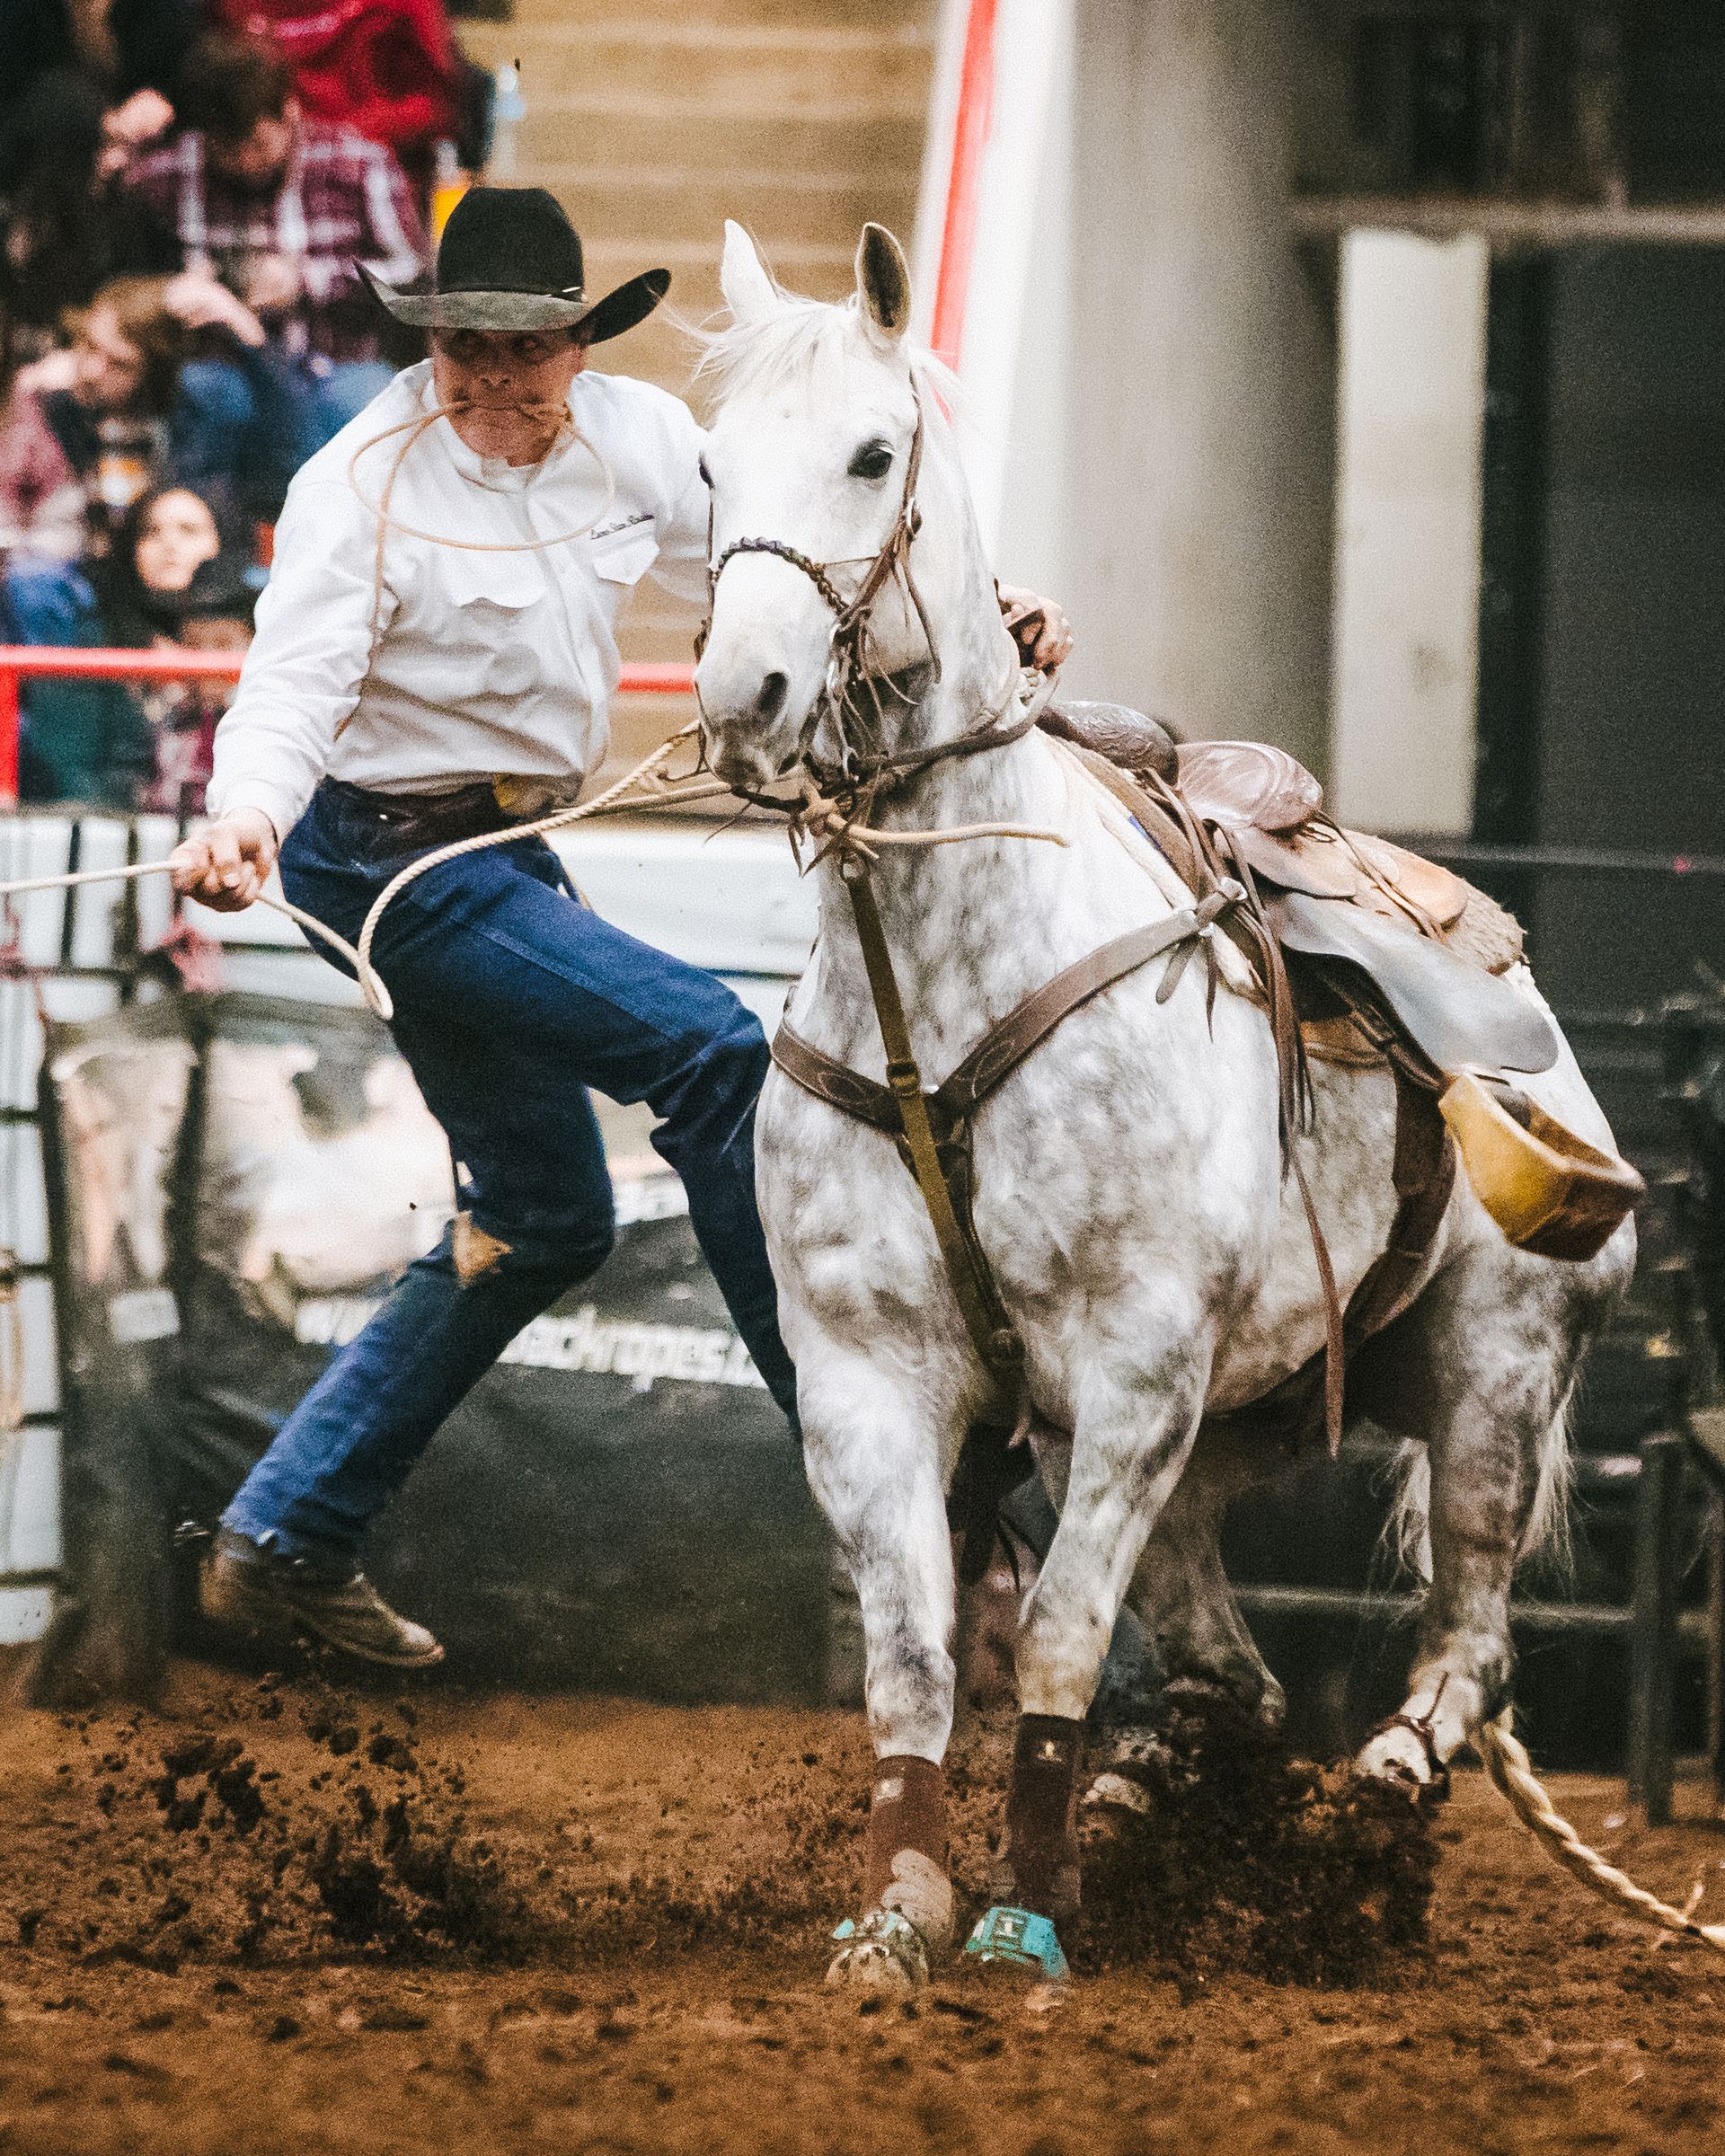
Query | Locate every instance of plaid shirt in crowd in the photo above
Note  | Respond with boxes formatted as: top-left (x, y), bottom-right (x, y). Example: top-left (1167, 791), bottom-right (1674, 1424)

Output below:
top-left (123, 120), bottom-right (427, 364)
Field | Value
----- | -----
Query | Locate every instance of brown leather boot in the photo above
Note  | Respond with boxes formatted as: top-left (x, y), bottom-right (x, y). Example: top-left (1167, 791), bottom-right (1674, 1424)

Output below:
top-left (201, 1528), bottom-right (444, 1669)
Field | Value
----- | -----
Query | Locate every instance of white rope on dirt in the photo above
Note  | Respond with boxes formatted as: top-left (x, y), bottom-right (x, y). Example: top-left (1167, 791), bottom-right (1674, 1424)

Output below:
top-left (1480, 1711), bottom-right (1725, 1953)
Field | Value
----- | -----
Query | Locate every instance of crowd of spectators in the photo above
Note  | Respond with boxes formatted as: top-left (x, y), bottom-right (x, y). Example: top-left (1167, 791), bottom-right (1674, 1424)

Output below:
top-left (1, 0), bottom-right (487, 814)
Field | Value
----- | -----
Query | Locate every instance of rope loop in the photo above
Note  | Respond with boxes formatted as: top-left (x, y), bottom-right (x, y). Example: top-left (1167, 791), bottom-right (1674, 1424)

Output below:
top-left (345, 400), bottom-right (619, 557)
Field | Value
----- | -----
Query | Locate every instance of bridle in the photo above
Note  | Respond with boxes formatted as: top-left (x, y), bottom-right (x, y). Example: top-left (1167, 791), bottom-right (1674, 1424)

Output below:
top-left (694, 387), bottom-right (1040, 803)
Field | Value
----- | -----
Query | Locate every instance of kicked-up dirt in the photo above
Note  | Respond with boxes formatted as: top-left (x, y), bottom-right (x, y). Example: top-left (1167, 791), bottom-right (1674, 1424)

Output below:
top-left (0, 1657), bottom-right (1721, 2154)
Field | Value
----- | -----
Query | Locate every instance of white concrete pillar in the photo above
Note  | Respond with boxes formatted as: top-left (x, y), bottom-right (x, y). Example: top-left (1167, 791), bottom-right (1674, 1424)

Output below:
top-left (992, 0), bottom-right (1345, 773)
top-left (1329, 231), bottom-right (1490, 835)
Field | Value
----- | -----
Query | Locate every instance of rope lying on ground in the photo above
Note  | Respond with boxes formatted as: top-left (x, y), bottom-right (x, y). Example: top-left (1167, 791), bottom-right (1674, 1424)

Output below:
top-left (1479, 1711), bottom-right (1725, 1953)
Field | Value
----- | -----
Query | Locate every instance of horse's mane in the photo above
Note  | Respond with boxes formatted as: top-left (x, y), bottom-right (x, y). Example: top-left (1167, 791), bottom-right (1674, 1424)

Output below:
top-left (690, 286), bottom-right (962, 420)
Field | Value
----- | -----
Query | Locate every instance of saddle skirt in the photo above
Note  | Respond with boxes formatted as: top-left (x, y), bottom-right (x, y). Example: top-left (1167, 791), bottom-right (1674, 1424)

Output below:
top-left (1042, 709), bottom-right (1553, 1077)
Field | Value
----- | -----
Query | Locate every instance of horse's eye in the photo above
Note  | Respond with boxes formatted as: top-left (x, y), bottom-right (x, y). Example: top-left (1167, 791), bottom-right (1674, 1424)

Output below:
top-left (848, 439), bottom-right (893, 481)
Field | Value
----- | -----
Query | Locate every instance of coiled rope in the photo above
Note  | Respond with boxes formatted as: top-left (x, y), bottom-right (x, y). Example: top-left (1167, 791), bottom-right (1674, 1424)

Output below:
top-left (344, 395), bottom-right (618, 675)
top-left (1479, 1711), bottom-right (1725, 1953)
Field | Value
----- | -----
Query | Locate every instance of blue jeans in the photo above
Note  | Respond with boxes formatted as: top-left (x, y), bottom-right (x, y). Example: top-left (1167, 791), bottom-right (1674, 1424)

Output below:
top-left (171, 349), bottom-right (396, 519)
top-left (223, 781), bottom-right (798, 1562)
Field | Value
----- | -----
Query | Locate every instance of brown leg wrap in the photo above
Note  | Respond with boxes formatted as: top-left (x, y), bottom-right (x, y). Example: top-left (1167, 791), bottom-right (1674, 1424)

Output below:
top-left (863, 1755), bottom-right (953, 1944)
top-left (1004, 1712), bottom-right (1086, 1919)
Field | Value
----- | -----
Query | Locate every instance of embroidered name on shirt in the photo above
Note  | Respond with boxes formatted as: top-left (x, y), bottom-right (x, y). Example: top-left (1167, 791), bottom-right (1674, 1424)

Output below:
top-left (589, 511), bottom-right (653, 542)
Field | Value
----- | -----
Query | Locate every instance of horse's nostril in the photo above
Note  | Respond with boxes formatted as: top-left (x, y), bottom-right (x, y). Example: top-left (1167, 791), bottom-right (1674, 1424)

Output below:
top-left (754, 671), bottom-right (789, 721)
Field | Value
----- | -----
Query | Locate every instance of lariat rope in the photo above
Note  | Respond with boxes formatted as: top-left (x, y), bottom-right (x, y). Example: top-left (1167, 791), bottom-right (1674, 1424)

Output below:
top-left (0, 719), bottom-right (1067, 1024)
top-left (345, 397), bottom-right (619, 555)
top-left (1479, 1712), bottom-right (1725, 1954)
top-left (0, 861), bottom-right (400, 1020)
top-left (345, 396), bottom-right (617, 679)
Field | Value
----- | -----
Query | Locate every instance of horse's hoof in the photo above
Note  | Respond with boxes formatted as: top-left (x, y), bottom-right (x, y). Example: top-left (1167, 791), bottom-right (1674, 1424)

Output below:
top-left (962, 1904), bottom-right (1071, 1986)
top-left (1084, 1769), bottom-right (1153, 1816)
top-left (1163, 1670), bottom-right (1287, 1733)
top-left (1355, 1722), bottom-right (1451, 1801)
top-left (826, 1907), bottom-right (929, 1991)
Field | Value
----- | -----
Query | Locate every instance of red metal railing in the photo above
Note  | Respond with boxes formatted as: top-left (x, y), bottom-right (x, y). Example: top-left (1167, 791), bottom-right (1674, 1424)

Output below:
top-left (928, 0), bottom-right (999, 373)
top-left (0, 648), bottom-right (697, 807)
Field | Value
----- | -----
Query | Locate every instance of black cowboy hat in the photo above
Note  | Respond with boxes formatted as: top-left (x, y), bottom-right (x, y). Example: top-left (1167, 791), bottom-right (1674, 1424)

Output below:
top-left (358, 187), bottom-right (669, 341)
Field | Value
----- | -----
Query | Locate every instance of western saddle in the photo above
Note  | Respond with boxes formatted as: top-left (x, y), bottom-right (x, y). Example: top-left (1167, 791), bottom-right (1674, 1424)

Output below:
top-left (770, 695), bottom-right (1643, 1467)
top-left (1042, 700), bottom-right (1642, 1268)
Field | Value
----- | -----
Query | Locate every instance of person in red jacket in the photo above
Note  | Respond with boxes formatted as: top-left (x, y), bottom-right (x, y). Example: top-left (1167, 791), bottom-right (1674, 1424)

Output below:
top-left (212, 0), bottom-right (462, 190)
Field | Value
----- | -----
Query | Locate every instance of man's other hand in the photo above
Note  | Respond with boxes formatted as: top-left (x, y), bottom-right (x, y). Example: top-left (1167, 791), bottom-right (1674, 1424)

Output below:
top-left (170, 810), bottom-right (279, 911)
top-left (997, 582), bottom-right (1075, 671)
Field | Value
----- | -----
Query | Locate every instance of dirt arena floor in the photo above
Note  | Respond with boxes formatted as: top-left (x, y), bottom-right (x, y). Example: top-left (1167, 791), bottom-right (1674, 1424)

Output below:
top-left (1, 1657), bottom-right (1722, 2156)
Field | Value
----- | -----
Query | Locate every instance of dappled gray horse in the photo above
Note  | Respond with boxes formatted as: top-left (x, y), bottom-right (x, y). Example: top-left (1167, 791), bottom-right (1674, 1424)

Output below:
top-left (694, 221), bottom-right (1635, 1987)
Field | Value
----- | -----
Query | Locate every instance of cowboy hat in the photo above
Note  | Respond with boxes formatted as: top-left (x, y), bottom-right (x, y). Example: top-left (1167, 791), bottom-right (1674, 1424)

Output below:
top-left (358, 186), bottom-right (669, 340)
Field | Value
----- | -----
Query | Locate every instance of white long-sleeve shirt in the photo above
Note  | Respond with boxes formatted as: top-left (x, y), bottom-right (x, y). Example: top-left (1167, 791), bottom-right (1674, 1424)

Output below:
top-left (208, 359), bottom-right (710, 840)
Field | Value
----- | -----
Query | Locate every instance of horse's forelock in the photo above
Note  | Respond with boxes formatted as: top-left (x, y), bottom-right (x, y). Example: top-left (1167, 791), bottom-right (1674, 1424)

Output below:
top-left (691, 288), bottom-right (960, 421)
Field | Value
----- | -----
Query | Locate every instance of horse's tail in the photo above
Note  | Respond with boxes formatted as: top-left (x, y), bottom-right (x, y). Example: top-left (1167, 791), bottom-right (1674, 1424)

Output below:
top-left (1384, 1443), bottom-right (1433, 1584)
top-left (1518, 1391), bottom-right (1577, 1568)
top-left (1384, 1392), bottom-right (1574, 1586)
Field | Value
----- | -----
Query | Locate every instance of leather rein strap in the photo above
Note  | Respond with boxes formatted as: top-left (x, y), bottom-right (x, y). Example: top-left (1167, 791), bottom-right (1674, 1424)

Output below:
top-left (837, 859), bottom-right (1026, 1419)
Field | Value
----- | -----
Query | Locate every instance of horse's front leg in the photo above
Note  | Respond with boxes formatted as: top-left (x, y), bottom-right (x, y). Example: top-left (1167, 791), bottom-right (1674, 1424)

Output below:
top-left (985, 1326), bottom-right (1209, 1975)
top-left (799, 1342), bottom-right (966, 1991)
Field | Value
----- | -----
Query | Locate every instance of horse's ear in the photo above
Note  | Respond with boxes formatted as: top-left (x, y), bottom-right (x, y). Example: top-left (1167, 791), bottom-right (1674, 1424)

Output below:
top-left (720, 220), bottom-right (780, 325)
top-left (854, 224), bottom-right (911, 346)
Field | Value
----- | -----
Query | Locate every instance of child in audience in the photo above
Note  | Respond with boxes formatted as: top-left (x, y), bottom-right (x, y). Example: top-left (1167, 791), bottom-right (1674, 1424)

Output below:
top-left (3, 482), bottom-right (258, 809)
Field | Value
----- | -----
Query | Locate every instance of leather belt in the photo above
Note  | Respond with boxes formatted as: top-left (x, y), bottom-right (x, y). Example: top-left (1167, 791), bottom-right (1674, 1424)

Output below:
top-left (323, 777), bottom-right (518, 852)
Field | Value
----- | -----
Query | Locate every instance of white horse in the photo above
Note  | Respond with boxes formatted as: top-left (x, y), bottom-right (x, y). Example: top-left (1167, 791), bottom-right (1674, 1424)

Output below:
top-left (693, 222), bottom-right (1636, 1986)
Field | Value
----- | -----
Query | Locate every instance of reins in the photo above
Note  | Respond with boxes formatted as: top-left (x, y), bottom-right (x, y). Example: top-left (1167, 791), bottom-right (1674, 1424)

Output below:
top-left (703, 396), bottom-right (940, 724)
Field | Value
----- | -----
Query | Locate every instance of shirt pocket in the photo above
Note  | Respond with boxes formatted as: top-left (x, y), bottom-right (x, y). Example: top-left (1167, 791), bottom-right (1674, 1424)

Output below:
top-left (436, 547), bottom-right (547, 614)
top-left (588, 519), bottom-right (659, 588)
